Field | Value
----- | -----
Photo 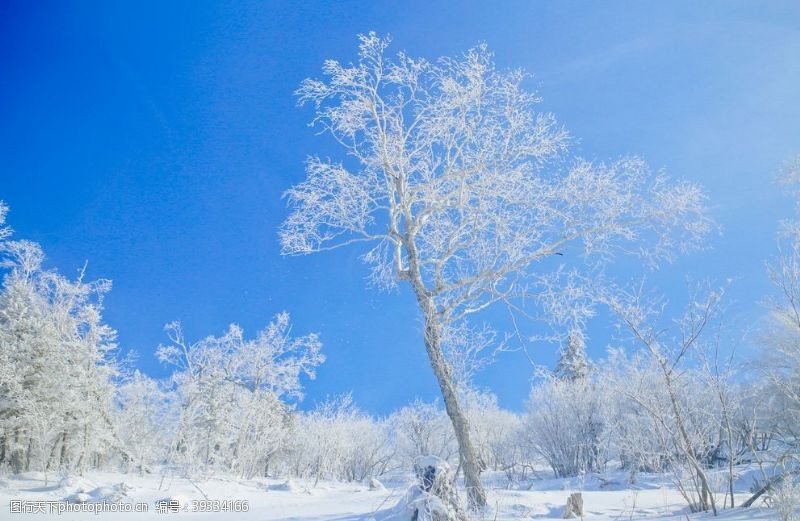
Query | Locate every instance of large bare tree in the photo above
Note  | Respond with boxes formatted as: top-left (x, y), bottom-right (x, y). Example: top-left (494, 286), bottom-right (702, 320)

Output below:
top-left (280, 33), bottom-right (710, 508)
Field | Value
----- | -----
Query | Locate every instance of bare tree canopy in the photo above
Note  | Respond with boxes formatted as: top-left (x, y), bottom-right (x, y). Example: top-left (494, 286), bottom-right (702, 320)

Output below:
top-left (281, 34), bottom-right (711, 313)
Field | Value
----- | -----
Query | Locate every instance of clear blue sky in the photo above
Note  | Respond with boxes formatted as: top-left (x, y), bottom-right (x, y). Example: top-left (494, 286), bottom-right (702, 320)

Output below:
top-left (1, 1), bottom-right (799, 414)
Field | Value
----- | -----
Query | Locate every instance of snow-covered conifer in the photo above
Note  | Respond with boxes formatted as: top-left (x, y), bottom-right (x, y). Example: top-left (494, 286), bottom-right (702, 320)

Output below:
top-left (554, 327), bottom-right (589, 381)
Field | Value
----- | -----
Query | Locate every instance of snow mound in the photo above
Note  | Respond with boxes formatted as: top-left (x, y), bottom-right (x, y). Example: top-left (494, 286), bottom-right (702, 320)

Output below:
top-left (93, 486), bottom-right (116, 498)
top-left (58, 476), bottom-right (79, 489)
top-left (64, 483), bottom-right (128, 504)
top-left (270, 479), bottom-right (301, 492)
top-left (367, 477), bottom-right (386, 491)
top-left (70, 492), bottom-right (92, 504)
top-left (374, 456), bottom-right (461, 521)
top-left (377, 485), bottom-right (453, 521)
top-left (58, 475), bottom-right (97, 496)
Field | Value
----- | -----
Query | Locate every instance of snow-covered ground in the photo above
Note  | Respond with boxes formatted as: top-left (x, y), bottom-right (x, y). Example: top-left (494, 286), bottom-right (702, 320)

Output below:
top-left (0, 469), bottom-right (779, 520)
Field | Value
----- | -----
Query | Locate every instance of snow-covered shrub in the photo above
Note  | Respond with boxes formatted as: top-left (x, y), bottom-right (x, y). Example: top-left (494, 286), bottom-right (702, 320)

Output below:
top-left (463, 390), bottom-right (523, 474)
top-left (388, 399), bottom-right (458, 469)
top-left (389, 484), bottom-right (455, 521)
top-left (599, 348), bottom-right (721, 475)
top-left (522, 374), bottom-right (607, 477)
top-left (280, 394), bottom-right (392, 482)
top-left (598, 351), bottom-right (671, 473)
top-left (771, 478), bottom-right (800, 521)
top-left (156, 314), bottom-right (323, 478)
top-left (115, 371), bottom-right (175, 473)
top-left (600, 284), bottom-right (729, 513)
top-left (762, 234), bottom-right (800, 457)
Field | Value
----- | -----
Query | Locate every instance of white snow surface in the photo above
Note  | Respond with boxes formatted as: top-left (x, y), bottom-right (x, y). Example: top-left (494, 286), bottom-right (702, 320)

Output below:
top-left (0, 469), bottom-right (782, 520)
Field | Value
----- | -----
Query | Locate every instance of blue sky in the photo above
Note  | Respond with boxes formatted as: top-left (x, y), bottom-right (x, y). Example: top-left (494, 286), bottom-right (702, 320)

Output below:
top-left (1, 1), bottom-right (799, 414)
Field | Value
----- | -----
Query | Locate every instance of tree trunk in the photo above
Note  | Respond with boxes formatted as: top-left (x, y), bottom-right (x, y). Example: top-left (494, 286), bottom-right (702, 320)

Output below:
top-left (741, 469), bottom-right (800, 508)
top-left (663, 369), bottom-right (716, 515)
top-left (59, 431), bottom-right (68, 469)
top-left (10, 428), bottom-right (22, 474)
top-left (418, 303), bottom-right (487, 509)
top-left (24, 437), bottom-right (34, 471)
top-left (403, 232), bottom-right (487, 509)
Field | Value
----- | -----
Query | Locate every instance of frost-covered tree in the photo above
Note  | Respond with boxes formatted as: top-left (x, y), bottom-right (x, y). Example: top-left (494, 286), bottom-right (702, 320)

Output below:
top-left (749, 155), bottom-right (800, 504)
top-left (389, 399), bottom-right (458, 469)
top-left (598, 351), bottom-right (671, 474)
top-left (598, 348), bottom-right (709, 476)
top-left (554, 327), bottom-right (589, 381)
top-left (115, 371), bottom-right (176, 474)
top-left (697, 333), bottom-right (746, 508)
top-left (603, 284), bottom-right (724, 513)
top-left (762, 156), bottom-right (800, 444)
top-left (462, 390), bottom-right (522, 474)
top-left (280, 394), bottom-right (393, 482)
top-left (0, 232), bottom-right (119, 480)
top-left (156, 313), bottom-right (323, 478)
top-left (0, 202), bottom-right (10, 242)
top-left (281, 33), bottom-right (710, 507)
top-left (522, 373), bottom-right (607, 477)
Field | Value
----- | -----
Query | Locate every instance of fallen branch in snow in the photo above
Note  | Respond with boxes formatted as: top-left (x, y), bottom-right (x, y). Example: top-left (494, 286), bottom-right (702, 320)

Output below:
top-left (741, 469), bottom-right (800, 508)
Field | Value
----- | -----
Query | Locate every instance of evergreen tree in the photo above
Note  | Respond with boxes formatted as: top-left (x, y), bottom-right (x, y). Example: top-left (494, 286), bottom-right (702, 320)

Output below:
top-left (554, 328), bottom-right (589, 381)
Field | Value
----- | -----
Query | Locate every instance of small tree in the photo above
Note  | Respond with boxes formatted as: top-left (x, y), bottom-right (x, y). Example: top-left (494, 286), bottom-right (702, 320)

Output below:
top-left (390, 399), bottom-right (458, 469)
top-left (762, 156), bottom-right (800, 444)
top-left (748, 155), bottom-right (800, 507)
top-left (115, 371), bottom-right (175, 474)
top-left (523, 374), bottom-right (607, 477)
top-left (603, 284), bottom-right (723, 513)
top-left (554, 328), bottom-right (589, 381)
top-left (282, 394), bottom-right (393, 483)
top-left (156, 314), bottom-right (323, 478)
top-left (281, 33), bottom-right (710, 507)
